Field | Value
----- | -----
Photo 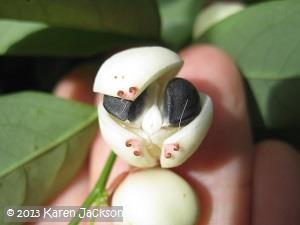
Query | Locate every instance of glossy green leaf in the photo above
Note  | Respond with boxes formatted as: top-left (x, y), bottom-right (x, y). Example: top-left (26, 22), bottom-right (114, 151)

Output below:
top-left (0, 0), bottom-right (160, 56)
top-left (158, 0), bottom-right (202, 50)
top-left (198, 0), bottom-right (300, 147)
top-left (0, 92), bottom-right (98, 217)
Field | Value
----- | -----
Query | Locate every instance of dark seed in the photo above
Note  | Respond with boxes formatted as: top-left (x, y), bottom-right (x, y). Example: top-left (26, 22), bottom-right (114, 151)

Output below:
top-left (127, 91), bottom-right (146, 121)
top-left (103, 91), bottom-right (146, 121)
top-left (164, 78), bottom-right (201, 126)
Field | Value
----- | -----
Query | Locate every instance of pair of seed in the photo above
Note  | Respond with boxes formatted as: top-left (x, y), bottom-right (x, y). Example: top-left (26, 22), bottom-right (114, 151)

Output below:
top-left (94, 46), bottom-right (213, 169)
top-left (103, 77), bottom-right (201, 126)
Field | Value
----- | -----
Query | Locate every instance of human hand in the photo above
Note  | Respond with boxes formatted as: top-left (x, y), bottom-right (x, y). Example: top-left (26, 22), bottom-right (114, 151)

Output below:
top-left (46, 45), bottom-right (300, 225)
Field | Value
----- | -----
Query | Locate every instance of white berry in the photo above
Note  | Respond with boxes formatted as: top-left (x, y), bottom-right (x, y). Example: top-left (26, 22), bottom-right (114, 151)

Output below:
top-left (112, 168), bottom-right (199, 225)
top-left (193, 1), bottom-right (245, 39)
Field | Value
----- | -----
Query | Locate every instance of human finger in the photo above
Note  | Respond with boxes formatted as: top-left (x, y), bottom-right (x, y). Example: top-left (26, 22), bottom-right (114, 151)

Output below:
top-left (175, 45), bottom-right (253, 225)
top-left (253, 140), bottom-right (300, 225)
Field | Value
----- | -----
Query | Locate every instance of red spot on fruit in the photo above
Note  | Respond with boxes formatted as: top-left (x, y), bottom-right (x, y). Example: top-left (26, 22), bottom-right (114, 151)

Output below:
top-left (165, 152), bottom-right (172, 158)
top-left (117, 90), bottom-right (124, 97)
top-left (134, 150), bottom-right (141, 156)
top-left (164, 143), bottom-right (180, 152)
top-left (125, 140), bottom-right (132, 147)
top-left (129, 87), bottom-right (137, 94)
top-left (173, 144), bottom-right (179, 151)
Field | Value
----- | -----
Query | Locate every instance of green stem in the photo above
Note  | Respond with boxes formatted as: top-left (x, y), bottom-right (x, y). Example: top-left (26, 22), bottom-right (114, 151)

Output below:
top-left (89, 191), bottom-right (109, 225)
top-left (69, 151), bottom-right (117, 225)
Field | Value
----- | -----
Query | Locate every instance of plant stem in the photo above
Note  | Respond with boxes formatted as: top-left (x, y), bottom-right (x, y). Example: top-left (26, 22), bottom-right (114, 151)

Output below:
top-left (69, 151), bottom-right (117, 225)
top-left (89, 191), bottom-right (109, 225)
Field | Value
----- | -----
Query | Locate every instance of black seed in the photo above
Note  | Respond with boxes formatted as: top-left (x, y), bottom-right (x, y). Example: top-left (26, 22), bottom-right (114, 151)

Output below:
top-left (128, 92), bottom-right (146, 121)
top-left (164, 78), bottom-right (201, 126)
top-left (103, 91), bottom-right (146, 121)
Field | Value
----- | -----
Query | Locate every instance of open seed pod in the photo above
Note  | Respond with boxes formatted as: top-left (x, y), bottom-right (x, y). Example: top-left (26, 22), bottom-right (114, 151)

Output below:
top-left (94, 46), bottom-right (213, 168)
top-left (112, 168), bottom-right (199, 225)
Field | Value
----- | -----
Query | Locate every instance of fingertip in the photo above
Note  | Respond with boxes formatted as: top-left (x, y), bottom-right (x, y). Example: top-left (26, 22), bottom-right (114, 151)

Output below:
top-left (179, 44), bottom-right (251, 154)
top-left (180, 45), bottom-right (239, 83)
top-left (53, 63), bottom-right (97, 104)
top-left (174, 45), bottom-right (254, 225)
top-left (255, 139), bottom-right (300, 159)
top-left (254, 139), bottom-right (300, 184)
top-left (179, 45), bottom-right (243, 109)
top-left (253, 139), bottom-right (300, 225)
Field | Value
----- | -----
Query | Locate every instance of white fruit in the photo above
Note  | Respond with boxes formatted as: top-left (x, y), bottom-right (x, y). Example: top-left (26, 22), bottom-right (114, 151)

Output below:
top-left (94, 46), bottom-right (213, 168)
top-left (193, 2), bottom-right (245, 39)
top-left (112, 168), bottom-right (199, 225)
top-left (161, 94), bottom-right (213, 168)
top-left (93, 46), bottom-right (183, 101)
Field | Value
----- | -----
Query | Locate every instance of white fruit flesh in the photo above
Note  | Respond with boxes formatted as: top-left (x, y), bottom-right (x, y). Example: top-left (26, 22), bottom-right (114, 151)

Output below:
top-left (93, 46), bottom-right (183, 101)
top-left (161, 94), bottom-right (213, 168)
top-left (99, 105), bottom-right (158, 168)
top-left (112, 168), bottom-right (199, 225)
top-left (142, 105), bottom-right (163, 134)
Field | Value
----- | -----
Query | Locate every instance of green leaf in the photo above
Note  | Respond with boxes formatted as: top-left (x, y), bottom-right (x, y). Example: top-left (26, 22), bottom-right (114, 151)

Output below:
top-left (0, 0), bottom-right (160, 56)
top-left (198, 0), bottom-right (300, 147)
top-left (0, 92), bottom-right (98, 212)
top-left (158, 0), bottom-right (202, 50)
top-left (244, 0), bottom-right (279, 4)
